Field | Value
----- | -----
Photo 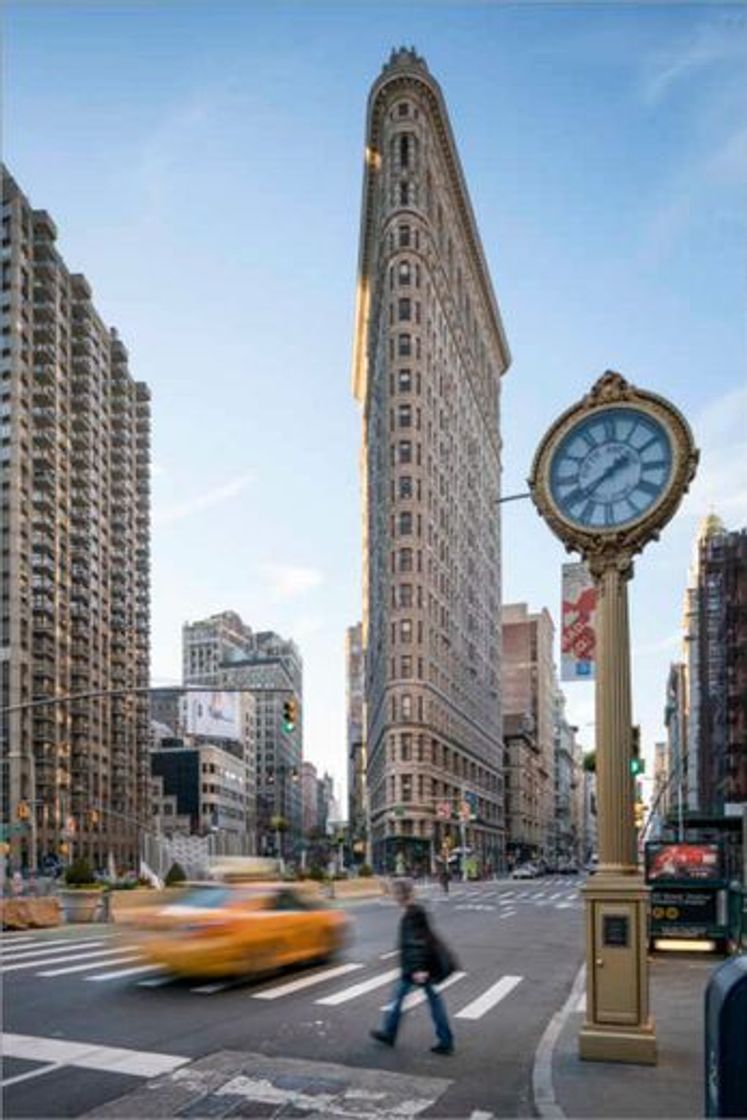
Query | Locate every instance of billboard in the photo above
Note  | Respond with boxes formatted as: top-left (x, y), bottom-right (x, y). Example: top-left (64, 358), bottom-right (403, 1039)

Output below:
top-left (184, 691), bottom-right (241, 741)
top-left (561, 562), bottom-right (597, 682)
top-left (645, 842), bottom-right (724, 884)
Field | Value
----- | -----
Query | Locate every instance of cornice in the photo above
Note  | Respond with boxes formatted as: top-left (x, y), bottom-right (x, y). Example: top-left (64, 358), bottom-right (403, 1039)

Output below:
top-left (352, 60), bottom-right (511, 405)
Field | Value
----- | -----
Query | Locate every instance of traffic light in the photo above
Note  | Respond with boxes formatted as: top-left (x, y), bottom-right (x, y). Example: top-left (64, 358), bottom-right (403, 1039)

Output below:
top-left (634, 801), bottom-right (645, 830)
top-left (16, 800), bottom-right (30, 821)
top-left (630, 725), bottom-right (645, 776)
top-left (282, 697), bottom-right (297, 733)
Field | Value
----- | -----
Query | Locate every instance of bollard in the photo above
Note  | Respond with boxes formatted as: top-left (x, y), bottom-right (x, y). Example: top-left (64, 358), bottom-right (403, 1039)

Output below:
top-left (704, 954), bottom-right (747, 1117)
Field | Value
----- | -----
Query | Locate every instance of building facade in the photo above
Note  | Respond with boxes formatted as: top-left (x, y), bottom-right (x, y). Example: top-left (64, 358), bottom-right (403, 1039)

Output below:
top-left (501, 603), bottom-right (556, 859)
top-left (345, 622), bottom-right (367, 857)
top-left (663, 661), bottom-right (688, 833)
top-left (352, 49), bottom-right (511, 874)
top-left (1, 168), bottom-right (151, 872)
top-left (182, 613), bottom-right (301, 861)
top-left (687, 520), bottom-right (747, 812)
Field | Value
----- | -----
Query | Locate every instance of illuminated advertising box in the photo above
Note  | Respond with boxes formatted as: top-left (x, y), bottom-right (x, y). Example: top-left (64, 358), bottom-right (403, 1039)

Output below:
top-left (185, 691), bottom-right (241, 741)
top-left (645, 842), bottom-right (724, 885)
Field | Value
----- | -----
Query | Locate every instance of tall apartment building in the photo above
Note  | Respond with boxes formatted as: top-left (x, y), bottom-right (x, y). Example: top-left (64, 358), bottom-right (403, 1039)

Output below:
top-left (182, 612), bottom-right (301, 859)
top-left (502, 603), bottom-right (556, 859)
top-left (345, 622), bottom-right (367, 854)
top-left (663, 661), bottom-right (687, 830)
top-left (684, 519), bottom-right (747, 813)
top-left (1, 168), bottom-right (150, 872)
top-left (352, 49), bottom-right (511, 874)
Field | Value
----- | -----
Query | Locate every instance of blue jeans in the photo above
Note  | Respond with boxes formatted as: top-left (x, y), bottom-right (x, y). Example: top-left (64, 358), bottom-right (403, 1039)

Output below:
top-left (382, 975), bottom-right (454, 1047)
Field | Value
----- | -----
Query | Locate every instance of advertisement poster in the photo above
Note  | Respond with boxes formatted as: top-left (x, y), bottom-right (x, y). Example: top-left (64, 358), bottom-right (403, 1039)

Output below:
top-left (645, 842), bottom-right (723, 883)
top-left (561, 562), bottom-right (597, 681)
top-left (185, 691), bottom-right (241, 741)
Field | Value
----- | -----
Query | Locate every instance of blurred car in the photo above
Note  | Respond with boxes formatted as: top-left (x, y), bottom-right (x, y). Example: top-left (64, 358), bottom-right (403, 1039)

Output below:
top-left (120, 882), bottom-right (351, 979)
top-left (510, 863), bottom-right (537, 880)
top-left (558, 860), bottom-right (579, 875)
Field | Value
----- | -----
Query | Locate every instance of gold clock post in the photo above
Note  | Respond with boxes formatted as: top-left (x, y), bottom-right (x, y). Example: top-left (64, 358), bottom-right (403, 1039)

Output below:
top-left (529, 371), bottom-right (698, 1066)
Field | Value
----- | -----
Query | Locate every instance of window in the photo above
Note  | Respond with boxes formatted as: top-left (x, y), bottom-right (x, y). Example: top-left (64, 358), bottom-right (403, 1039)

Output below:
top-left (401, 774), bottom-right (413, 802)
top-left (399, 440), bottom-right (412, 463)
top-left (399, 181), bottom-right (410, 206)
top-left (398, 102), bottom-right (410, 118)
top-left (401, 734), bottom-right (411, 761)
top-left (401, 655), bottom-right (413, 678)
top-left (398, 369), bottom-right (412, 392)
top-left (398, 225), bottom-right (411, 248)
top-left (399, 475), bottom-right (413, 499)
top-left (398, 333), bottom-right (411, 357)
top-left (398, 261), bottom-right (411, 285)
top-left (399, 511), bottom-right (413, 535)
top-left (399, 548), bottom-right (413, 572)
top-left (402, 695), bottom-right (412, 719)
top-left (398, 298), bottom-right (411, 321)
top-left (398, 403), bottom-right (412, 427)
top-left (399, 583), bottom-right (413, 607)
top-left (400, 619), bottom-right (412, 642)
top-left (400, 134), bottom-right (410, 168)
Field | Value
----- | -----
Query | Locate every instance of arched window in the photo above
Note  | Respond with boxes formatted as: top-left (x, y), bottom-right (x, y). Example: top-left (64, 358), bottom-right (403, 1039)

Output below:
top-left (398, 260), bottom-right (411, 285)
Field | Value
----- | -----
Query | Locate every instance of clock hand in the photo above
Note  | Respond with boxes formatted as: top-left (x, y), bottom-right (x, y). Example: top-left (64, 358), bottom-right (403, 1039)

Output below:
top-left (585, 452), bottom-right (631, 496)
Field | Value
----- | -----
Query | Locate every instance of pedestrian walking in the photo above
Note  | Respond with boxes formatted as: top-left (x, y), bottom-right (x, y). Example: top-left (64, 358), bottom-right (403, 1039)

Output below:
top-left (439, 865), bottom-right (450, 894)
top-left (370, 878), bottom-right (456, 1055)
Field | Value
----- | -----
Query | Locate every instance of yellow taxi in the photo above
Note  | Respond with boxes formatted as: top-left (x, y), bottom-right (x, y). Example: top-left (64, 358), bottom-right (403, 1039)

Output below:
top-left (121, 882), bottom-right (351, 979)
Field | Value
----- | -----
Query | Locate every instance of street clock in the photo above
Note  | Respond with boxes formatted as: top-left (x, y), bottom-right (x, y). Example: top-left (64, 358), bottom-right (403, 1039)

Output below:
top-left (528, 371), bottom-right (698, 568)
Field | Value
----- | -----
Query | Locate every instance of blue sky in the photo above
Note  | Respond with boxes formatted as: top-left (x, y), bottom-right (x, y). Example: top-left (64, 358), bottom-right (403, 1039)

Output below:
top-left (7, 1), bottom-right (746, 798)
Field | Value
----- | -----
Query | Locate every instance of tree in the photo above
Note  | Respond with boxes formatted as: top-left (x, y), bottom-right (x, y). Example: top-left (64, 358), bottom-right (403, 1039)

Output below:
top-left (583, 751), bottom-right (596, 773)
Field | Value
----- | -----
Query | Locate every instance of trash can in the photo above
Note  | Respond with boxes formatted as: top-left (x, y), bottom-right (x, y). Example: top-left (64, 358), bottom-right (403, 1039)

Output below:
top-left (704, 954), bottom-right (747, 1117)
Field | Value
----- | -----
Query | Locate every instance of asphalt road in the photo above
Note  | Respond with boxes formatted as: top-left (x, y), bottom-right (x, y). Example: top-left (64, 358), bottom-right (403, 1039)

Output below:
top-left (2, 877), bottom-right (585, 1118)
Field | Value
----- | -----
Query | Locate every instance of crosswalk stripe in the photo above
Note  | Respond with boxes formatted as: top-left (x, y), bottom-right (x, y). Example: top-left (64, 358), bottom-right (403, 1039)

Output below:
top-left (549, 892), bottom-right (563, 900)
top-left (1, 946), bottom-right (115, 973)
top-left (316, 967), bottom-right (400, 1006)
top-left (191, 980), bottom-right (236, 994)
top-left (500, 910), bottom-right (516, 918)
top-left (253, 962), bottom-right (364, 1000)
top-left (381, 971), bottom-right (467, 1013)
top-left (455, 975), bottom-right (523, 1020)
top-left (138, 976), bottom-right (174, 988)
top-left (1, 936), bottom-right (36, 946)
top-left (1, 938), bottom-right (107, 961)
top-left (38, 954), bottom-right (141, 977)
top-left (1, 1031), bottom-right (189, 1078)
top-left (575, 991), bottom-right (586, 1013)
top-left (86, 964), bottom-right (162, 982)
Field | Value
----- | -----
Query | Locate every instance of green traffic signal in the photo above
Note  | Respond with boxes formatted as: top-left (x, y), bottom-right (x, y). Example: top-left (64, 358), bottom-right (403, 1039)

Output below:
top-left (630, 757), bottom-right (645, 776)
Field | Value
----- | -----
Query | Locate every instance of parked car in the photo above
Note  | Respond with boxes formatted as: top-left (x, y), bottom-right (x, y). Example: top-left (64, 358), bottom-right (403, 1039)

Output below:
top-left (511, 863), bottom-right (537, 880)
top-left (120, 882), bottom-right (351, 979)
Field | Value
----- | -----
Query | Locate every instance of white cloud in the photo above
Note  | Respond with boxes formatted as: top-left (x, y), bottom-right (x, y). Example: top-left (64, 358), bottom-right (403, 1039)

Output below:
top-left (154, 472), bottom-right (254, 525)
top-left (261, 564), bottom-right (324, 600)
top-left (682, 385), bottom-right (747, 524)
top-left (641, 16), bottom-right (745, 105)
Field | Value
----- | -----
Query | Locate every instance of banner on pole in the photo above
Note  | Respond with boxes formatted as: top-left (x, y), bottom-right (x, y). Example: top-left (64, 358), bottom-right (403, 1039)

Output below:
top-left (561, 561), bottom-right (597, 681)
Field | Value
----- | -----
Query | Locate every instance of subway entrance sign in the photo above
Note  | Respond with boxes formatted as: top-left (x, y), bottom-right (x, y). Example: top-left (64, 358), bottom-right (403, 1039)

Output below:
top-left (645, 842), bottom-right (739, 952)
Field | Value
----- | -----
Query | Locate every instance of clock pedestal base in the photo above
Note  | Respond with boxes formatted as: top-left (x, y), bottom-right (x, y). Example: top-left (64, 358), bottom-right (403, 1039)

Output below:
top-left (578, 873), bottom-right (657, 1065)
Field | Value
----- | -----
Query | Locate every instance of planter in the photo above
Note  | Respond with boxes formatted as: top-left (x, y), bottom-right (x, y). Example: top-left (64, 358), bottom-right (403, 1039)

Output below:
top-left (59, 889), bottom-right (105, 924)
top-left (1, 898), bottom-right (61, 930)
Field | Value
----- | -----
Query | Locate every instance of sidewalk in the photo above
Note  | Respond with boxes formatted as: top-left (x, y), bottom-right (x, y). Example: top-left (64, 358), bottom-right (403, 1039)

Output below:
top-left (540, 953), bottom-right (717, 1119)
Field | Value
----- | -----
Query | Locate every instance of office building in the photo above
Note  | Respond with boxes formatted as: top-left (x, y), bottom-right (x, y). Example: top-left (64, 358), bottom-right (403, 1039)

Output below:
top-left (182, 612), bottom-right (301, 859)
top-left (502, 603), bottom-right (556, 859)
top-left (352, 49), bottom-right (511, 873)
top-left (1, 167), bottom-right (150, 872)
top-left (345, 622), bottom-right (367, 856)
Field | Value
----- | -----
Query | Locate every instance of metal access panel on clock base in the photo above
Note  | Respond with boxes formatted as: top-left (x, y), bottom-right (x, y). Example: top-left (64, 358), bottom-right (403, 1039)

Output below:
top-left (579, 873), bottom-right (658, 1065)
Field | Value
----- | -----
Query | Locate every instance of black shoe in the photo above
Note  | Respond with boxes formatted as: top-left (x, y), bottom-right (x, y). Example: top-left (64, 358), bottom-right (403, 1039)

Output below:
top-left (430, 1043), bottom-right (454, 1055)
top-left (370, 1030), bottom-right (395, 1047)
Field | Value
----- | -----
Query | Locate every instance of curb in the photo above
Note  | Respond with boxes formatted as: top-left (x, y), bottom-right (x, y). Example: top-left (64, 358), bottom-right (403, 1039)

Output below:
top-left (531, 962), bottom-right (586, 1119)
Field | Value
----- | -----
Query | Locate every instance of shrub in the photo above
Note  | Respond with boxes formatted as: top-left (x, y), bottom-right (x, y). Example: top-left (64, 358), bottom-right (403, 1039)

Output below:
top-left (358, 864), bottom-right (373, 877)
top-left (165, 861), bottom-right (187, 886)
top-left (64, 858), bottom-right (97, 887)
top-left (307, 865), bottom-right (326, 882)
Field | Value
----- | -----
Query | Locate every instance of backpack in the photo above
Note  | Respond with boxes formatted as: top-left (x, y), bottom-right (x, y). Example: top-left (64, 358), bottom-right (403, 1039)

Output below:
top-left (427, 928), bottom-right (459, 984)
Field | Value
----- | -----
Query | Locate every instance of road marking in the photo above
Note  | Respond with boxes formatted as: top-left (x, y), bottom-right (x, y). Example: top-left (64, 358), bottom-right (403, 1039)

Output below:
top-left (500, 910), bottom-right (516, 919)
top-left (1, 938), bottom-right (107, 960)
top-left (39, 953), bottom-right (141, 977)
top-left (379, 950), bottom-right (399, 960)
top-left (316, 967), bottom-right (400, 1006)
top-left (138, 975), bottom-right (174, 988)
top-left (2, 1061), bottom-right (66, 1088)
top-left (86, 963), bottom-right (163, 982)
top-left (381, 971), bottom-right (467, 1012)
top-left (191, 980), bottom-right (236, 994)
top-left (1, 1032), bottom-right (189, 1078)
top-left (253, 962), bottom-right (364, 1000)
top-left (555, 903), bottom-right (573, 910)
top-left (1, 935), bottom-right (37, 946)
top-left (455, 975), bottom-right (523, 1020)
top-left (549, 892), bottom-right (563, 900)
top-left (575, 991), bottom-right (586, 1014)
top-left (1, 946), bottom-right (117, 973)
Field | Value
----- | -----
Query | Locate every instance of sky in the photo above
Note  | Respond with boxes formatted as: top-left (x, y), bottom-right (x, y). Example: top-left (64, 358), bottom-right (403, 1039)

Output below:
top-left (6, 1), bottom-right (746, 800)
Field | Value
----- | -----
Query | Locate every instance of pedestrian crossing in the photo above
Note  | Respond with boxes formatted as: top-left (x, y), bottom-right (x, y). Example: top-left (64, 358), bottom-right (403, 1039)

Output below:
top-left (426, 880), bottom-right (582, 912)
top-left (1, 932), bottom-right (532, 1025)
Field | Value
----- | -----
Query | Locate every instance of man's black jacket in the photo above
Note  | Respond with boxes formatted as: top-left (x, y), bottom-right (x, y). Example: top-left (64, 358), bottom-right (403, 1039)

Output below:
top-left (398, 902), bottom-right (434, 979)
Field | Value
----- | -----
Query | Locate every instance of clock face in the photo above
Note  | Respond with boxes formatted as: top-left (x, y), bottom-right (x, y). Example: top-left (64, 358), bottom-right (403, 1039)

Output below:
top-left (548, 407), bottom-right (674, 531)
